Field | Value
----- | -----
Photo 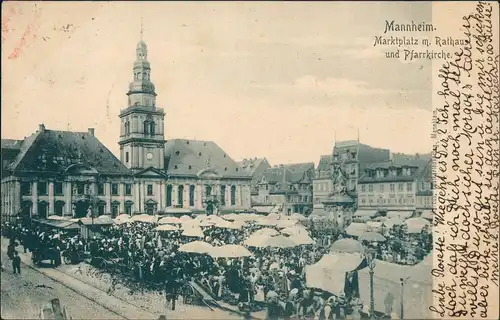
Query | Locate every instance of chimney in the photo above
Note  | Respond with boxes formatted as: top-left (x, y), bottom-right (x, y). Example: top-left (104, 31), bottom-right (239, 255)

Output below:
top-left (88, 128), bottom-right (95, 136)
top-left (39, 124), bottom-right (45, 132)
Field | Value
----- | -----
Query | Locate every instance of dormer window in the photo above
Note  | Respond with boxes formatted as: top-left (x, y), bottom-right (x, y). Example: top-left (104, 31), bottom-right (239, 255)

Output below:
top-left (174, 165), bottom-right (178, 169)
top-left (175, 151), bottom-right (180, 156)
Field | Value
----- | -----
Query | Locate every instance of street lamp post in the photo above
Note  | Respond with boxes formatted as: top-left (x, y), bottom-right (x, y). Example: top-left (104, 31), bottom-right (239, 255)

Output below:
top-left (365, 247), bottom-right (377, 320)
top-left (400, 276), bottom-right (410, 320)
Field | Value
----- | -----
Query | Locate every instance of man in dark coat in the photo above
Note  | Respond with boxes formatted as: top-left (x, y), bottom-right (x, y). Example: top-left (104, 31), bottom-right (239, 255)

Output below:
top-left (12, 251), bottom-right (21, 275)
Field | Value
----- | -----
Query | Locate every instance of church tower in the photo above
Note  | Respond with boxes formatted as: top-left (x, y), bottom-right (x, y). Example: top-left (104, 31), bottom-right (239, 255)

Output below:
top-left (119, 27), bottom-right (165, 171)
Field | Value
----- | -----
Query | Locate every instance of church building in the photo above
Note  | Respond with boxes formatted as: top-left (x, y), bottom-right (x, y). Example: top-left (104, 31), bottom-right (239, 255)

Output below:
top-left (1, 37), bottom-right (252, 221)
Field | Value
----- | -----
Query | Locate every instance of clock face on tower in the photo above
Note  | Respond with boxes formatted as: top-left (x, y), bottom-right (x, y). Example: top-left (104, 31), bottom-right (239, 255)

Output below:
top-left (146, 152), bottom-right (153, 160)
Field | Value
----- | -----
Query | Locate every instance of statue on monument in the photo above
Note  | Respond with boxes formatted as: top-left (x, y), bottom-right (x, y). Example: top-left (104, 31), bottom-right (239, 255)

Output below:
top-left (331, 166), bottom-right (347, 195)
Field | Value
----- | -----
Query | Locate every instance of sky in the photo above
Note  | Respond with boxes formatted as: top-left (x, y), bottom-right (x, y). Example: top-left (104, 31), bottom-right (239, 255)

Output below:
top-left (1, 1), bottom-right (433, 165)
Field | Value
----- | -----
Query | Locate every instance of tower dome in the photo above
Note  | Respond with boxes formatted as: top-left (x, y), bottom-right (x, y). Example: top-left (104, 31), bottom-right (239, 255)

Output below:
top-left (137, 40), bottom-right (147, 50)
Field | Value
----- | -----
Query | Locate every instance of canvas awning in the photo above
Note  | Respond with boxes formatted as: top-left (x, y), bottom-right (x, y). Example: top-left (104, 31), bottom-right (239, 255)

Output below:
top-left (345, 223), bottom-right (368, 237)
top-left (163, 207), bottom-right (193, 214)
top-left (33, 219), bottom-right (81, 230)
top-left (420, 210), bottom-right (432, 220)
top-left (358, 258), bottom-right (433, 319)
top-left (306, 253), bottom-right (364, 295)
top-left (252, 206), bottom-right (275, 214)
top-left (353, 210), bottom-right (378, 218)
top-left (386, 211), bottom-right (413, 220)
top-left (310, 208), bottom-right (331, 217)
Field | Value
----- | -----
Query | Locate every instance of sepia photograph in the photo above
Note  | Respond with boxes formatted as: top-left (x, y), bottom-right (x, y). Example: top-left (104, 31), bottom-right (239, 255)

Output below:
top-left (1, 1), bottom-right (498, 320)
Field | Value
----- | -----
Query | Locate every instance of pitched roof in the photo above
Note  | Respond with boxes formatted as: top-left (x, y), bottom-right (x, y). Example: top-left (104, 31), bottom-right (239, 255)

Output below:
top-left (238, 157), bottom-right (271, 184)
top-left (392, 153), bottom-right (432, 168)
top-left (260, 162), bottom-right (313, 194)
top-left (282, 162), bottom-right (315, 172)
top-left (238, 158), bottom-right (267, 174)
top-left (357, 144), bottom-right (391, 166)
top-left (316, 155), bottom-right (332, 171)
top-left (164, 139), bottom-right (250, 179)
top-left (332, 141), bottom-right (391, 172)
top-left (1, 139), bottom-right (23, 150)
top-left (7, 129), bottom-right (131, 176)
top-left (359, 157), bottom-right (431, 183)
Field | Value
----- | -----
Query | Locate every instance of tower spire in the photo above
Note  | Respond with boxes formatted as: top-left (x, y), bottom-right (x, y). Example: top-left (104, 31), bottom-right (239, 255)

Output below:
top-left (357, 128), bottom-right (360, 143)
top-left (140, 16), bottom-right (144, 40)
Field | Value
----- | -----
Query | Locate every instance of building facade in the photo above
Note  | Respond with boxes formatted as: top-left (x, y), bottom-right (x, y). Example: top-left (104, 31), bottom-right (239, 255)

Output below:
top-left (238, 157), bottom-right (271, 204)
top-left (356, 155), bottom-right (432, 220)
top-left (1, 37), bottom-right (252, 221)
top-left (1, 125), bottom-right (134, 221)
top-left (253, 163), bottom-right (314, 215)
top-left (312, 155), bottom-right (333, 207)
top-left (331, 140), bottom-right (391, 197)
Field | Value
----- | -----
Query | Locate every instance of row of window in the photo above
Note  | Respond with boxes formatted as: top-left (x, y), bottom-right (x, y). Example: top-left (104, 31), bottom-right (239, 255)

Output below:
top-left (417, 196), bottom-right (432, 205)
top-left (314, 182), bottom-right (331, 192)
top-left (123, 120), bottom-right (156, 136)
top-left (367, 167), bottom-right (415, 179)
top-left (360, 182), bottom-right (413, 193)
top-left (27, 201), bottom-right (133, 218)
top-left (333, 152), bottom-right (357, 161)
top-left (360, 197), bottom-right (415, 204)
top-left (263, 195), bottom-right (309, 204)
top-left (20, 182), bottom-right (239, 202)
top-left (259, 183), bottom-right (310, 191)
top-left (20, 182), bottom-right (133, 197)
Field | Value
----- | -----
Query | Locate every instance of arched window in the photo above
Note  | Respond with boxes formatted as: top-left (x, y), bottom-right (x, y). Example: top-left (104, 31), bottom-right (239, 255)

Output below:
top-left (150, 121), bottom-right (155, 135)
top-left (230, 186), bottom-right (236, 206)
top-left (143, 121), bottom-right (149, 134)
top-left (178, 185), bottom-right (184, 207)
top-left (189, 185), bottom-right (195, 207)
top-left (166, 185), bottom-right (172, 207)
top-left (125, 121), bottom-right (131, 135)
top-left (205, 185), bottom-right (212, 197)
top-left (220, 185), bottom-right (226, 206)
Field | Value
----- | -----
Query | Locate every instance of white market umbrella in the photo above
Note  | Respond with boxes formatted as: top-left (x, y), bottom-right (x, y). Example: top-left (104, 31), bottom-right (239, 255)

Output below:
top-left (199, 220), bottom-right (217, 227)
top-left (210, 244), bottom-right (253, 258)
top-left (130, 214), bottom-right (157, 223)
top-left (290, 213), bottom-right (308, 221)
top-left (155, 224), bottom-right (179, 232)
top-left (246, 234), bottom-right (297, 248)
top-left (252, 228), bottom-right (280, 237)
top-left (358, 231), bottom-right (386, 242)
top-left (194, 214), bottom-right (208, 221)
top-left (178, 240), bottom-right (214, 254)
top-left (281, 225), bottom-right (308, 236)
top-left (330, 238), bottom-right (365, 254)
top-left (181, 226), bottom-right (205, 238)
top-left (405, 217), bottom-right (430, 234)
top-left (158, 216), bottom-right (181, 225)
top-left (288, 233), bottom-right (315, 245)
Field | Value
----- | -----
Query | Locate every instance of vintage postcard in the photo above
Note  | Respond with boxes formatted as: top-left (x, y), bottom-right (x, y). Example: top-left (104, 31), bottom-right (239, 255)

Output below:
top-left (1, 1), bottom-right (498, 320)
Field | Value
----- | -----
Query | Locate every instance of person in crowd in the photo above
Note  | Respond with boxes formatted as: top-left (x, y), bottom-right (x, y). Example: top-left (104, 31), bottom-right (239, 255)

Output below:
top-left (0, 213), bottom-right (430, 319)
top-left (12, 251), bottom-right (21, 275)
top-left (266, 292), bottom-right (283, 320)
top-left (7, 241), bottom-right (16, 260)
